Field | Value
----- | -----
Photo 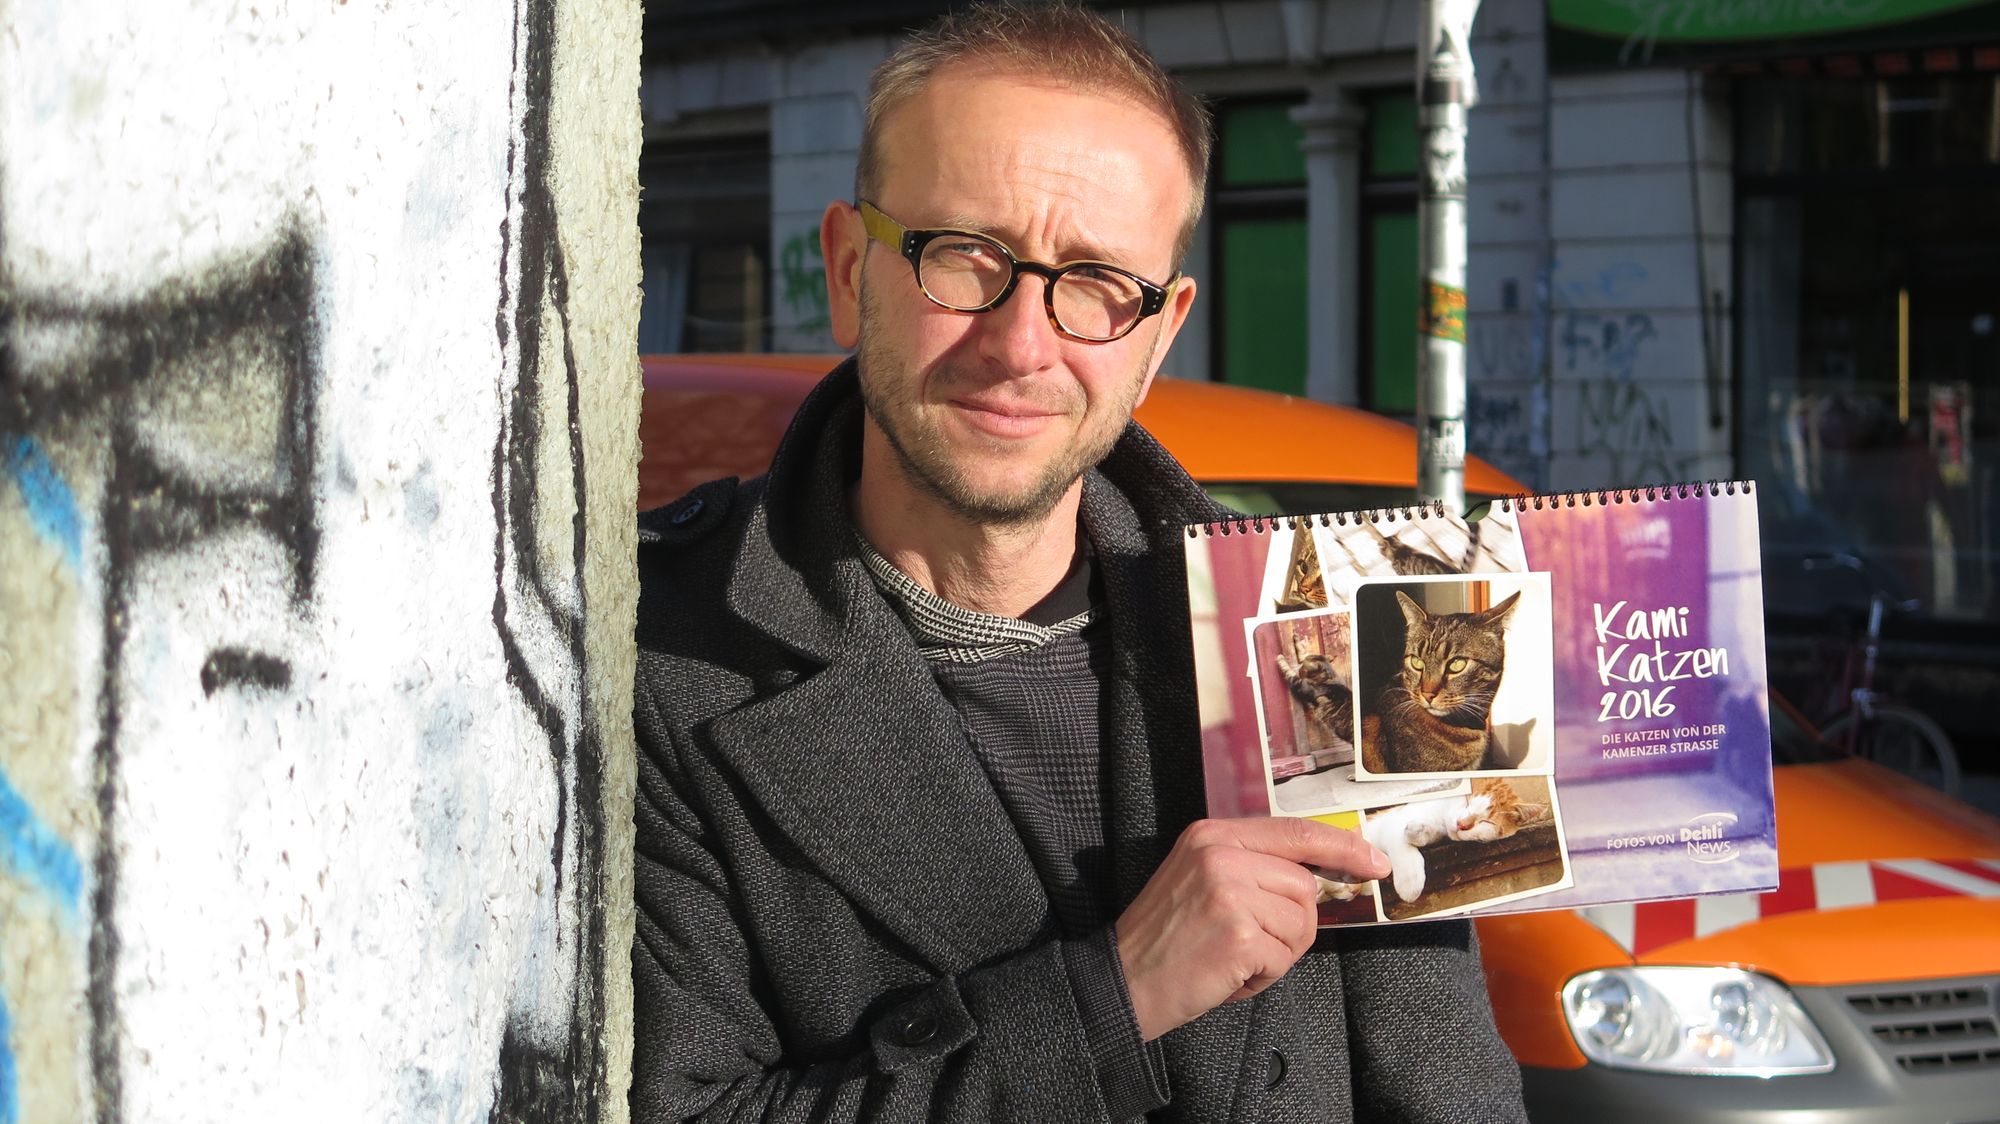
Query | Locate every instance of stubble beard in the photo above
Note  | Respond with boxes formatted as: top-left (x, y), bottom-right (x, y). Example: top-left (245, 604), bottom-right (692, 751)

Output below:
top-left (854, 280), bottom-right (1158, 528)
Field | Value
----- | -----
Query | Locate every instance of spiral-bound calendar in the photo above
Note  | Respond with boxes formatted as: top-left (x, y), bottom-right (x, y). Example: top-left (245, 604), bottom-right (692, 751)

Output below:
top-left (1184, 483), bottom-right (1779, 926)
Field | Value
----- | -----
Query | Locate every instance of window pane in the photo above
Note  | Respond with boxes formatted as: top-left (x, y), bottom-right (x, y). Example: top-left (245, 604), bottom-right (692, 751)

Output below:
top-left (641, 131), bottom-right (770, 352)
top-left (688, 243), bottom-right (766, 351)
top-left (1739, 186), bottom-right (2000, 625)
top-left (1739, 74), bottom-right (2000, 177)
top-left (1369, 211), bottom-right (1418, 412)
top-left (1221, 218), bottom-right (1308, 395)
top-left (1221, 102), bottom-right (1307, 187)
top-left (1368, 93), bottom-right (1419, 179)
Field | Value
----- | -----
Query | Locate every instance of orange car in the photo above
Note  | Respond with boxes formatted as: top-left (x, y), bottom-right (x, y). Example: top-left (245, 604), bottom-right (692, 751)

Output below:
top-left (641, 353), bottom-right (2000, 1121)
top-left (638, 352), bottom-right (1521, 515)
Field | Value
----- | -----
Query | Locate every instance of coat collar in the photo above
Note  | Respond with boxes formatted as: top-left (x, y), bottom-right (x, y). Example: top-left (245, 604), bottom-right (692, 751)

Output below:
top-left (721, 357), bottom-right (1224, 653)
top-left (710, 358), bottom-right (1230, 967)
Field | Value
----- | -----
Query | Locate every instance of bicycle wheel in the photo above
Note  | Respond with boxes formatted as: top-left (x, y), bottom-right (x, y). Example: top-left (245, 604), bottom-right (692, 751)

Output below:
top-left (1821, 705), bottom-right (1963, 798)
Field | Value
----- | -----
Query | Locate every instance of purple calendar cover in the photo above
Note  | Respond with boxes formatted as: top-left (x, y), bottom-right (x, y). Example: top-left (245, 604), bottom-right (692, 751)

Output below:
top-left (1183, 483), bottom-right (1778, 926)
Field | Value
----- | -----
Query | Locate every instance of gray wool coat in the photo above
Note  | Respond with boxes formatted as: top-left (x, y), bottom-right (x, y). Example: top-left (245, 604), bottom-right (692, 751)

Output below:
top-left (630, 361), bottom-right (1528, 1123)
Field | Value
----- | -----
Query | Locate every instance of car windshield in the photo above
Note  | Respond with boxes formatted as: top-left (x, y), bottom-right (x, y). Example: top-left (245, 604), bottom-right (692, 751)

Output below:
top-left (1202, 482), bottom-right (1506, 518)
top-left (1768, 694), bottom-right (1842, 767)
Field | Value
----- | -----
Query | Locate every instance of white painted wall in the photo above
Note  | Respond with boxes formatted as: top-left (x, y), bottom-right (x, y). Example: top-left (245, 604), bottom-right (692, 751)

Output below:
top-left (1543, 67), bottom-right (1734, 489)
top-left (1464, 0), bottom-right (1554, 491)
top-left (0, 0), bottom-right (639, 1120)
top-left (770, 39), bottom-right (890, 353)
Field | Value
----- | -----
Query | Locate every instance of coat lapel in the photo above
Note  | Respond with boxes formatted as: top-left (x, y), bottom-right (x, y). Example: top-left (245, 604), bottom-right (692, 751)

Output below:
top-left (1085, 445), bottom-right (1274, 1124)
top-left (704, 617), bottom-right (1051, 969)
top-left (1083, 450), bottom-right (1224, 911)
top-left (707, 364), bottom-right (1049, 969)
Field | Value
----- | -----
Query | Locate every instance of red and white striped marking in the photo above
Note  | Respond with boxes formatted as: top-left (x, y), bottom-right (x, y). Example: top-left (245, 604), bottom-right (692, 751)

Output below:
top-left (1579, 858), bottom-right (2000, 956)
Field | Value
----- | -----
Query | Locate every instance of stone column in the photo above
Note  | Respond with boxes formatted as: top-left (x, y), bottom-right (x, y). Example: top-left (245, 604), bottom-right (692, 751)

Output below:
top-left (0, 0), bottom-right (640, 1119)
top-left (1293, 95), bottom-right (1366, 406)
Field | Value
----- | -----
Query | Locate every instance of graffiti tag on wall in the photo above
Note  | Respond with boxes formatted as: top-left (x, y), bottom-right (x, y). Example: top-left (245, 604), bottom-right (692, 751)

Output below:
top-left (1464, 257), bottom-right (1703, 487)
top-left (779, 229), bottom-right (829, 334)
top-left (0, 0), bottom-right (620, 1118)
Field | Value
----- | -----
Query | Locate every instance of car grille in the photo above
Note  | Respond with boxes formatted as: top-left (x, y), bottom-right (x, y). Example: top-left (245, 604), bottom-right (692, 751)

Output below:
top-left (1833, 976), bottom-right (2000, 1075)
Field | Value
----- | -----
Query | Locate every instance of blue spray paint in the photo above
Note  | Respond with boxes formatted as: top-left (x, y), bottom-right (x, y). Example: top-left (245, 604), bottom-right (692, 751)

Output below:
top-left (0, 437), bottom-right (82, 1123)
top-left (0, 769), bottom-right (82, 919)
top-left (5, 435), bottom-right (83, 569)
top-left (0, 959), bottom-right (15, 1124)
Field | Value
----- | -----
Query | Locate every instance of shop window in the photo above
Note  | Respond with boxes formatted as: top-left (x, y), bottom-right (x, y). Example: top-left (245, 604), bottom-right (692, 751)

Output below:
top-left (1210, 100), bottom-right (1308, 396)
top-left (1738, 74), bottom-right (2000, 626)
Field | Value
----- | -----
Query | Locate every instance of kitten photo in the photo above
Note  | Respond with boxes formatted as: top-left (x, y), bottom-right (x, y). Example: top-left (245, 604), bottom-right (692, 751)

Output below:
top-left (1316, 776), bottom-right (1568, 921)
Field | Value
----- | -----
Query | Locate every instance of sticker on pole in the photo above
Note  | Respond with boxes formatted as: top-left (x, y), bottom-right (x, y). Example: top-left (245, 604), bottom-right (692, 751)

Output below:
top-left (1421, 282), bottom-right (1467, 343)
top-left (1419, 415), bottom-right (1466, 470)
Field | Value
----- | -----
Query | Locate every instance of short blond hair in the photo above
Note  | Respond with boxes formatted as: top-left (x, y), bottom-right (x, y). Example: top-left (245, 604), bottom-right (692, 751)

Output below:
top-left (855, 1), bottom-right (1212, 268)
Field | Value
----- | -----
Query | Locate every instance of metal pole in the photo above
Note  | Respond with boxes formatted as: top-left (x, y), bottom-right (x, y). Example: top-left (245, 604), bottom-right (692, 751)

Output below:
top-left (1415, 0), bottom-right (1481, 510)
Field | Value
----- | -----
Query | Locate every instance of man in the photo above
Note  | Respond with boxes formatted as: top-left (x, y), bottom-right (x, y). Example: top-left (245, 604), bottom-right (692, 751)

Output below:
top-left (631, 5), bottom-right (1527, 1120)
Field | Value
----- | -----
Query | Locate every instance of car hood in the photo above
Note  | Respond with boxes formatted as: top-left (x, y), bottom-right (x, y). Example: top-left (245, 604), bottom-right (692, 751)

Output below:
top-left (1481, 761), bottom-right (2000, 1068)
top-left (1592, 760), bottom-right (2000, 986)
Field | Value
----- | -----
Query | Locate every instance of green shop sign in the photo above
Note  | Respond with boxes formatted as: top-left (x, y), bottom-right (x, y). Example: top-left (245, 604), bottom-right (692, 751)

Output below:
top-left (1550, 0), bottom-right (2000, 66)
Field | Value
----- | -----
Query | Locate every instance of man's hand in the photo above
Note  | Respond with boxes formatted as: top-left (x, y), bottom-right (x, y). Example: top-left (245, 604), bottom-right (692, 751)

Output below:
top-left (1115, 817), bottom-right (1391, 1041)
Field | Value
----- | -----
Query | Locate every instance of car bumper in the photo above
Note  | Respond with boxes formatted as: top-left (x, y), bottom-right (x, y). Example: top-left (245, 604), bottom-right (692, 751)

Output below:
top-left (1521, 1063), bottom-right (2000, 1123)
top-left (1521, 978), bottom-right (2000, 1123)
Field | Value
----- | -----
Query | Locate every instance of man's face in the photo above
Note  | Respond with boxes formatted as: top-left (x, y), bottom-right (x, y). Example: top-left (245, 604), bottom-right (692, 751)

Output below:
top-left (829, 66), bottom-right (1198, 526)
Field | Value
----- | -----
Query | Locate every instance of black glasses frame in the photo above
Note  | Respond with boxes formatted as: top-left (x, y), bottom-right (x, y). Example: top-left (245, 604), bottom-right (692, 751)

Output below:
top-left (857, 200), bottom-right (1175, 343)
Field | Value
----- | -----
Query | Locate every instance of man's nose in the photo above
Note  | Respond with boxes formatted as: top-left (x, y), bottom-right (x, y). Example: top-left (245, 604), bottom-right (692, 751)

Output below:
top-left (974, 273), bottom-right (1062, 376)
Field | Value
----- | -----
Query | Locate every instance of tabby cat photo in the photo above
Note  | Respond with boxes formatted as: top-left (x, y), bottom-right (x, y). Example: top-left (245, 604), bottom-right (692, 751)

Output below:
top-left (1353, 575), bottom-right (1556, 778)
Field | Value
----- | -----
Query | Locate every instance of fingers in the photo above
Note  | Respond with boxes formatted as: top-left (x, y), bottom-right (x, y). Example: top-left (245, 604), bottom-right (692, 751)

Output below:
top-left (1242, 868), bottom-right (1319, 958)
top-left (1165, 836), bottom-right (1320, 954)
top-left (1119, 815), bottom-right (1388, 1040)
top-left (1182, 816), bottom-right (1390, 883)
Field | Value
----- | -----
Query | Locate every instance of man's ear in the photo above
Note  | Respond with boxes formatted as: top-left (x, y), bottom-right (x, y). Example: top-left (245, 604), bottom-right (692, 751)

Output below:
top-left (821, 200), bottom-right (866, 349)
top-left (1132, 275), bottom-right (1198, 410)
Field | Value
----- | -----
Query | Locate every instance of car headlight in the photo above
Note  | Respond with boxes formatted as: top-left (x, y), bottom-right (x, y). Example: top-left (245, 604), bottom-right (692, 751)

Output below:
top-left (1560, 967), bottom-right (1835, 1076)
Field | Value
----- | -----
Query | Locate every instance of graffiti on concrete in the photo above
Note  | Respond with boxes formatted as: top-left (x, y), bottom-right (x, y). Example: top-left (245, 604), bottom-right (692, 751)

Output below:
top-left (487, 0), bottom-right (608, 1115)
top-left (5, 436), bottom-right (83, 568)
top-left (1560, 310), bottom-right (1657, 382)
top-left (1467, 383), bottom-right (1549, 493)
top-left (1550, 261), bottom-right (1660, 382)
top-left (1579, 379), bottom-right (1696, 483)
top-left (0, 771), bottom-right (83, 917)
top-left (0, 745), bottom-right (86, 1124)
top-left (1472, 316), bottom-right (1535, 381)
top-left (1, 0), bottom-right (618, 1117)
top-left (1556, 259), bottom-right (1649, 305)
top-left (4, 221), bottom-right (324, 1115)
top-left (779, 228), bottom-right (830, 334)
top-left (1464, 255), bottom-right (1704, 486)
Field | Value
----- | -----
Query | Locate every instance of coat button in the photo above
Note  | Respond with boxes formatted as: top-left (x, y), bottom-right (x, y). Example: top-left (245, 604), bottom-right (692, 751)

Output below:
top-left (670, 498), bottom-right (703, 525)
top-left (899, 1012), bottom-right (938, 1046)
top-left (1266, 1047), bottom-right (1288, 1087)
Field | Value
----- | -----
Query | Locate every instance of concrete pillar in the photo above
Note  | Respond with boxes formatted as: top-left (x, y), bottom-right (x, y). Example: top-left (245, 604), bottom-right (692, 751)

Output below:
top-left (1293, 95), bottom-right (1366, 405)
top-left (0, 0), bottom-right (640, 1119)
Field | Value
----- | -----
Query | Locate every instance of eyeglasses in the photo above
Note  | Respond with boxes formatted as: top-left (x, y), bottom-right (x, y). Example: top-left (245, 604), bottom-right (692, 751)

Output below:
top-left (858, 200), bottom-right (1176, 343)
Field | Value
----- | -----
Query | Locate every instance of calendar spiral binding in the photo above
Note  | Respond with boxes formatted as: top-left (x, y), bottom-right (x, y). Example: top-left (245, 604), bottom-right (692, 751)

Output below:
top-left (1184, 479), bottom-right (1755, 538)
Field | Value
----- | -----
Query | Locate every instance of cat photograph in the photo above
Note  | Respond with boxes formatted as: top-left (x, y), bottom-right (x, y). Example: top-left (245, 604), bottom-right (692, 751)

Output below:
top-left (1353, 574), bottom-right (1557, 779)
top-left (1315, 776), bottom-right (1569, 922)
top-left (1272, 525), bottom-right (1328, 613)
top-left (1250, 612), bottom-right (1466, 815)
top-left (1312, 506), bottom-right (1529, 611)
top-left (1275, 651), bottom-right (1353, 748)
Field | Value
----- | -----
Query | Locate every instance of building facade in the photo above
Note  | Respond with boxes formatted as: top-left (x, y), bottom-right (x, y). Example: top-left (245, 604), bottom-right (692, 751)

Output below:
top-left (640, 0), bottom-right (2000, 731)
